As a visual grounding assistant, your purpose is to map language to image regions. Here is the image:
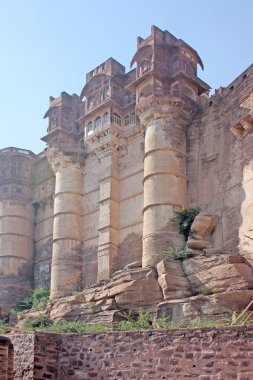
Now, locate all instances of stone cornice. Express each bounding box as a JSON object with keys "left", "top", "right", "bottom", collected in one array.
[
  {"left": 136, "top": 96, "right": 197, "bottom": 126},
  {"left": 46, "top": 148, "right": 85, "bottom": 173}
]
